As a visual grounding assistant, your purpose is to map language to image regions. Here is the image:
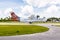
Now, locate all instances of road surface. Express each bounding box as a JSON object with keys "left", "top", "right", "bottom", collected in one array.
[{"left": 0, "top": 24, "right": 60, "bottom": 40}]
